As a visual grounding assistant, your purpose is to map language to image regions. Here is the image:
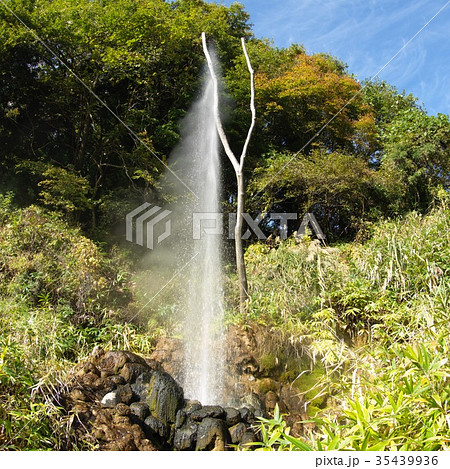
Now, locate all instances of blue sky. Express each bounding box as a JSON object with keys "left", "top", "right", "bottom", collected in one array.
[{"left": 215, "top": 0, "right": 450, "bottom": 116}]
